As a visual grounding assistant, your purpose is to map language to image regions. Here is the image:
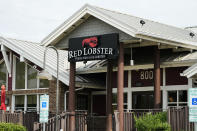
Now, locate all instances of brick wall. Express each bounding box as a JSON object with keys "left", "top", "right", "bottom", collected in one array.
[{"left": 49, "top": 79, "right": 66, "bottom": 114}]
